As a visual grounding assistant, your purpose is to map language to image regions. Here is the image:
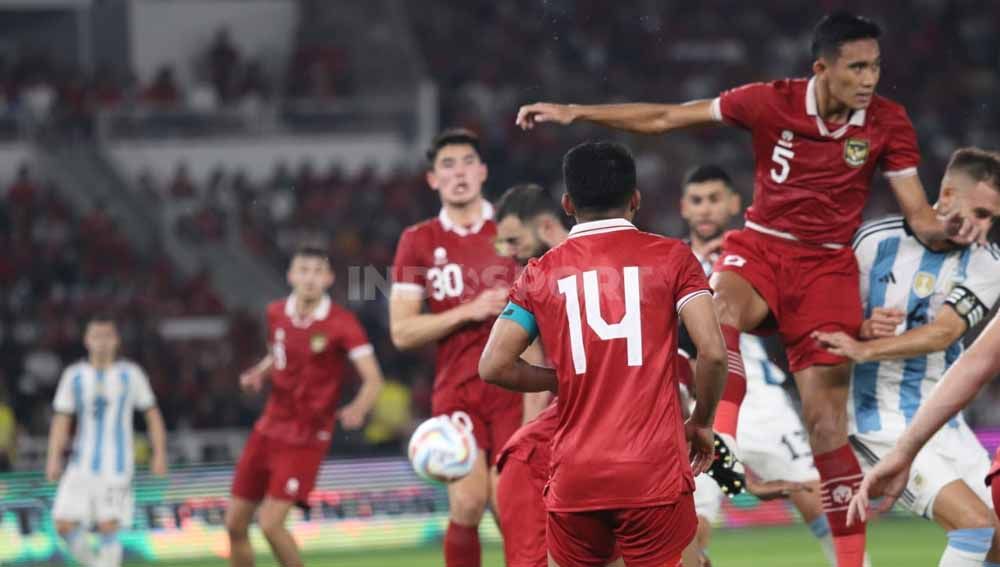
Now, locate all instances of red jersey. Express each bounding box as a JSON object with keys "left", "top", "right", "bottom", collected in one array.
[
  {"left": 498, "top": 399, "right": 559, "bottom": 468},
  {"left": 255, "top": 295, "right": 373, "bottom": 446},
  {"left": 509, "top": 218, "right": 711, "bottom": 511},
  {"left": 391, "top": 202, "right": 518, "bottom": 396},
  {"left": 713, "top": 77, "right": 920, "bottom": 246}
]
